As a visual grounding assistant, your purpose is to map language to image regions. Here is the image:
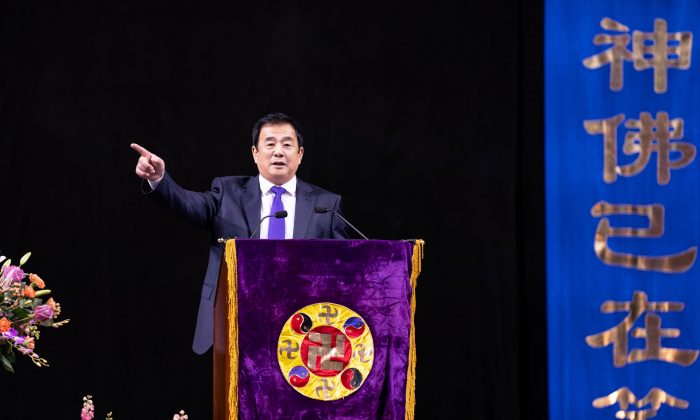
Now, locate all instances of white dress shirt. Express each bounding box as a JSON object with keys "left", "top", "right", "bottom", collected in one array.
[{"left": 258, "top": 175, "right": 296, "bottom": 239}]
